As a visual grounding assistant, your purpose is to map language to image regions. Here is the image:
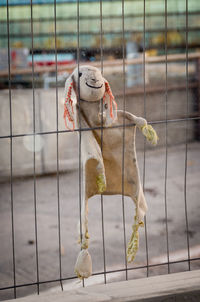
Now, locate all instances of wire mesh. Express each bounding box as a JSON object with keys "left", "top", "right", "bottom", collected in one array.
[
  {"left": 142, "top": 0, "right": 149, "bottom": 278},
  {"left": 184, "top": 0, "right": 191, "bottom": 272},
  {"left": 121, "top": 0, "right": 128, "bottom": 281},
  {"left": 164, "top": 0, "right": 170, "bottom": 275},
  {"left": 6, "top": 0, "right": 16, "bottom": 298},
  {"left": 53, "top": 0, "right": 64, "bottom": 290},
  {"left": 30, "top": 0, "right": 40, "bottom": 295},
  {"left": 1, "top": 0, "right": 200, "bottom": 300}
]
